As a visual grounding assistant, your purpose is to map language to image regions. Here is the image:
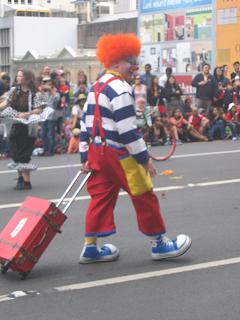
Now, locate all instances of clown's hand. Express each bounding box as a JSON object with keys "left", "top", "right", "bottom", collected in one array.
[
  {"left": 81, "top": 161, "right": 90, "bottom": 174},
  {"left": 142, "top": 159, "right": 156, "bottom": 177}
]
